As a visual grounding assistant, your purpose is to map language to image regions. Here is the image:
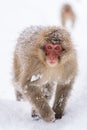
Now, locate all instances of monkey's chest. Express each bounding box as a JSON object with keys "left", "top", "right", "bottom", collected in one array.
[
  {"left": 31, "top": 69, "right": 63, "bottom": 85},
  {"left": 31, "top": 66, "right": 72, "bottom": 86}
]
